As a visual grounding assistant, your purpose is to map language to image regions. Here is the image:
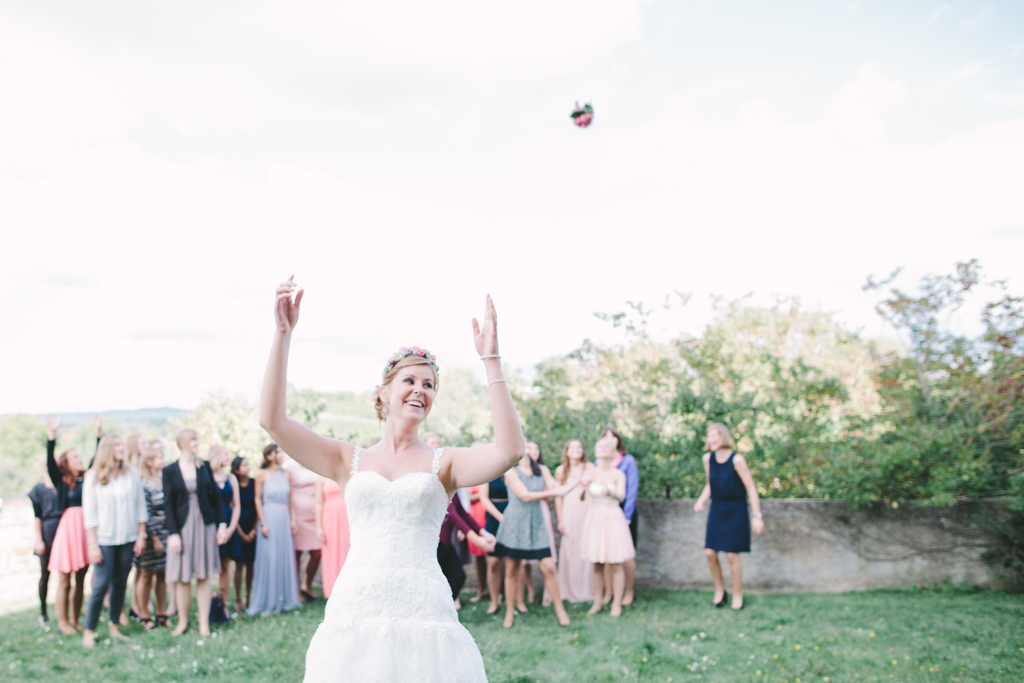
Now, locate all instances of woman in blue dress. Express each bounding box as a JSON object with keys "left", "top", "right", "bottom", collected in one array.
[
  {"left": 247, "top": 443, "right": 301, "bottom": 615},
  {"left": 693, "top": 423, "right": 764, "bottom": 610}
]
